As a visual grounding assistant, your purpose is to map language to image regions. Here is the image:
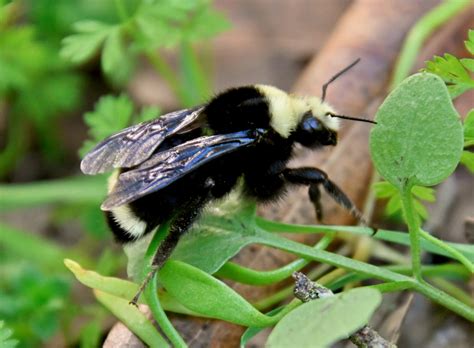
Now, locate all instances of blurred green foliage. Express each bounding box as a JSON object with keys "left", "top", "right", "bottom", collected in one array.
[
  {"left": 0, "top": 0, "right": 83, "bottom": 177},
  {"left": 79, "top": 94, "right": 160, "bottom": 156},
  {"left": 0, "top": 0, "right": 228, "bottom": 346},
  {"left": 0, "top": 320, "right": 19, "bottom": 348}
]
